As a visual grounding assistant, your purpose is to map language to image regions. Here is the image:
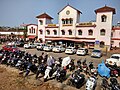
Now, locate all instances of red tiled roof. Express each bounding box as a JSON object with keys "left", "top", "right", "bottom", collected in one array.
[
  {"left": 27, "top": 35, "right": 36, "bottom": 39},
  {"left": 58, "top": 4, "right": 82, "bottom": 14},
  {"left": 45, "top": 26, "right": 59, "bottom": 28},
  {"left": 112, "top": 38, "right": 120, "bottom": 40},
  {"left": 45, "top": 36, "right": 95, "bottom": 40},
  {"left": 112, "top": 27, "right": 120, "bottom": 30},
  {"left": 95, "top": 5, "right": 116, "bottom": 14},
  {"left": 76, "top": 24, "right": 96, "bottom": 27},
  {"left": 36, "top": 13, "right": 53, "bottom": 19},
  {"left": 45, "top": 37, "right": 95, "bottom": 42}
]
